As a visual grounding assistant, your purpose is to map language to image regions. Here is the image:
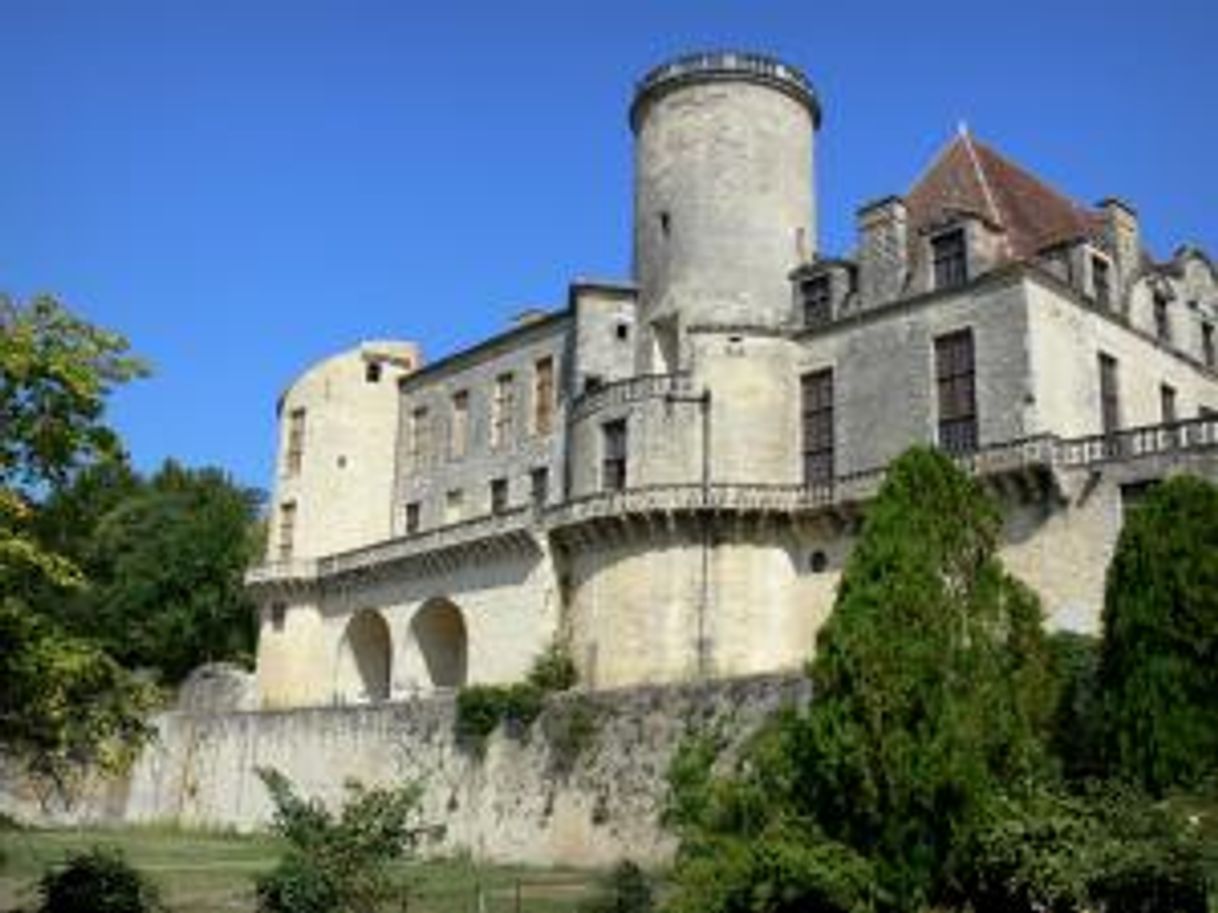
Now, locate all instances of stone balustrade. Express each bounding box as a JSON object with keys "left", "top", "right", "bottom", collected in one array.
[{"left": 569, "top": 371, "right": 694, "bottom": 423}]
